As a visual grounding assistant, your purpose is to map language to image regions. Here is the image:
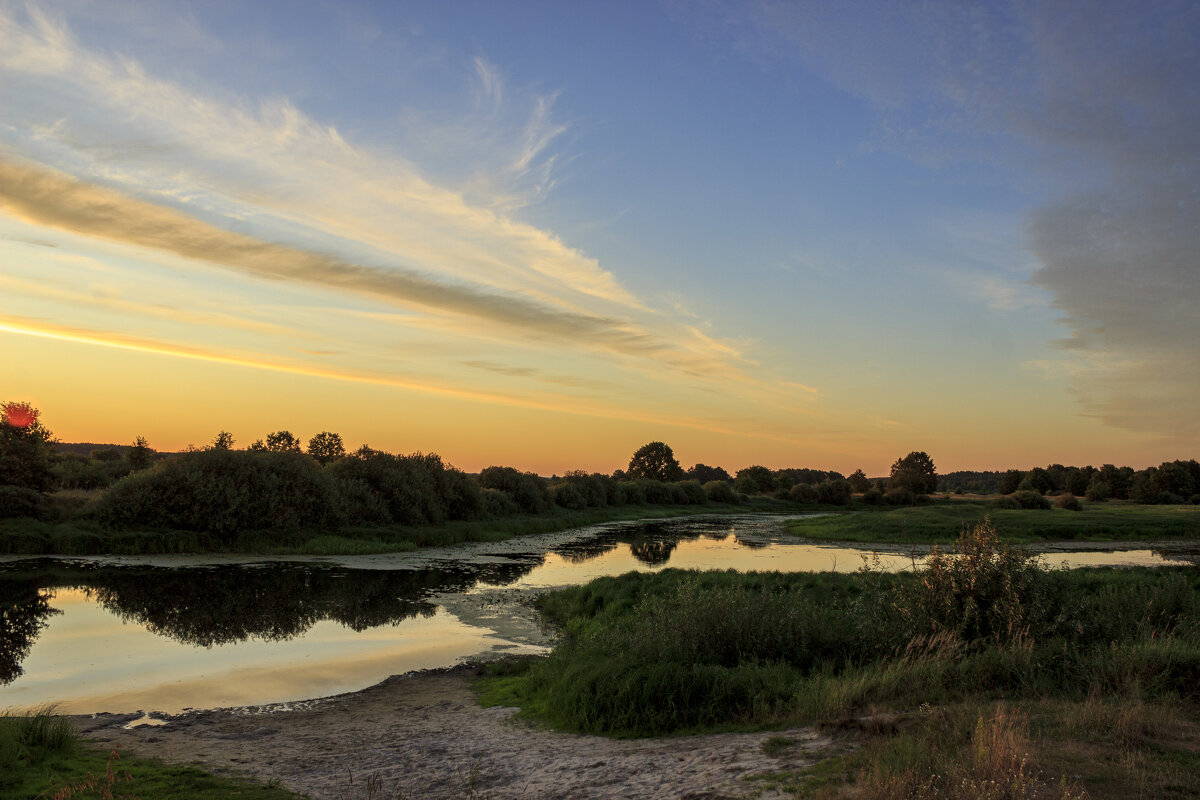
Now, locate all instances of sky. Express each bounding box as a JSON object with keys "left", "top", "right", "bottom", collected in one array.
[{"left": 1, "top": 0, "right": 1197, "bottom": 477}]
